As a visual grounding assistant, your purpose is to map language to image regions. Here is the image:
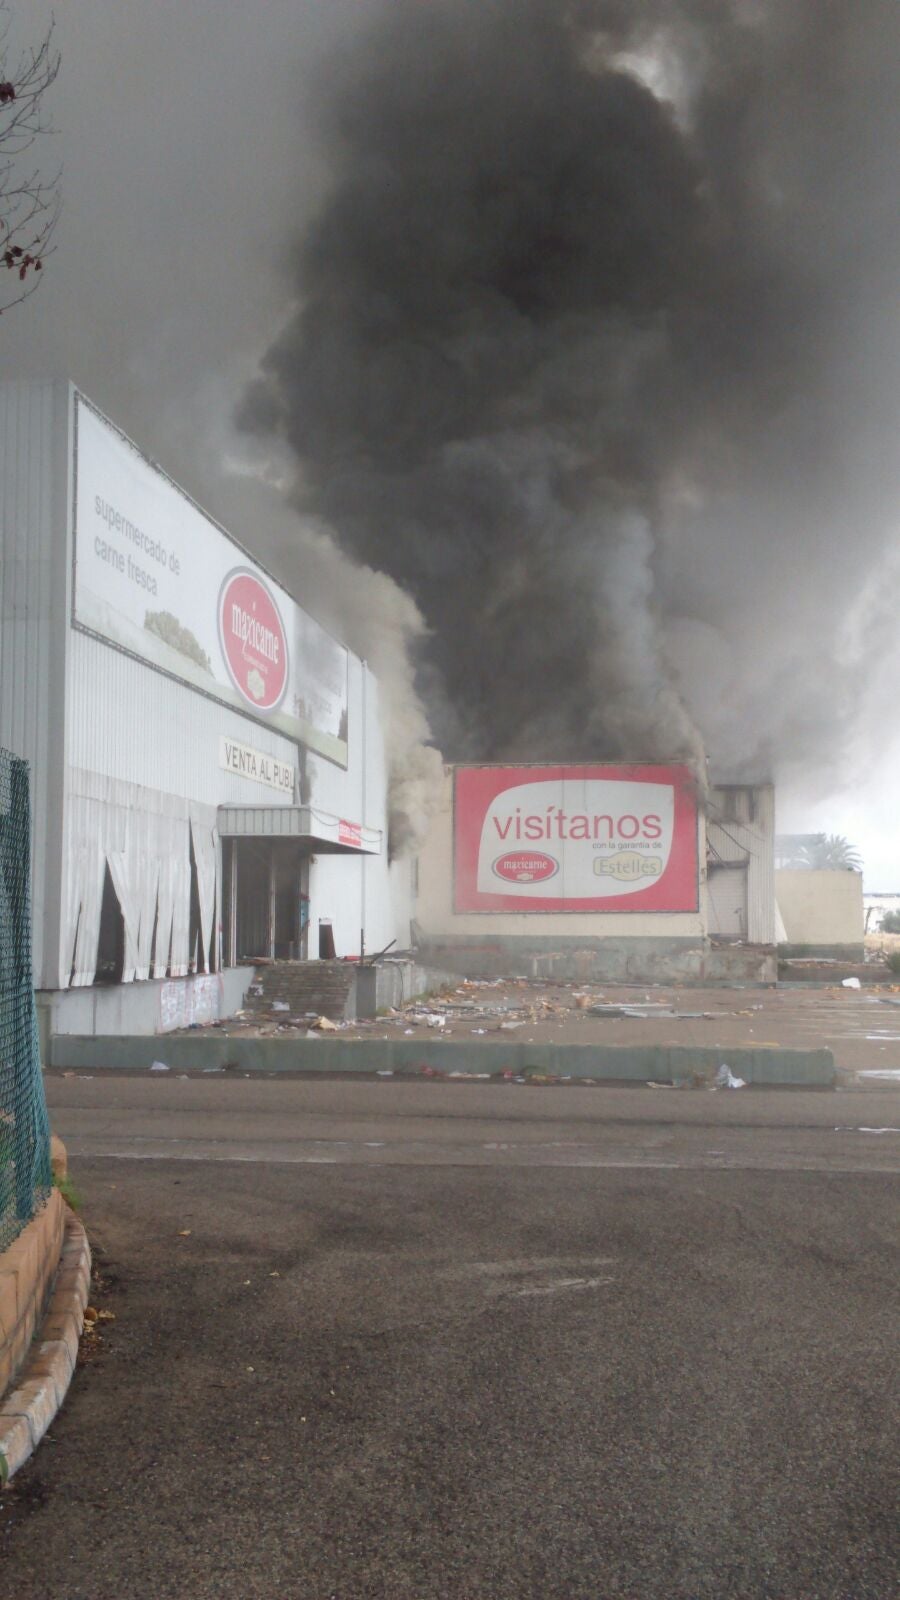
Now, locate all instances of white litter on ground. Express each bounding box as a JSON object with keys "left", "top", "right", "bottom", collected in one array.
[
  {"left": 714, "top": 1064, "right": 746, "bottom": 1089},
  {"left": 835, "top": 1126, "right": 900, "bottom": 1134}
]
